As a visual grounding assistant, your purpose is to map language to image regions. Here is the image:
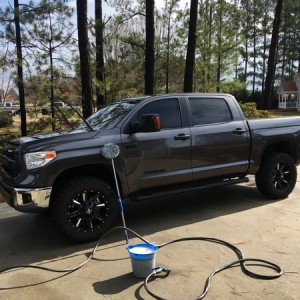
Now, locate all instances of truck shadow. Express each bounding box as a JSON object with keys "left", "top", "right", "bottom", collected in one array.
[
  {"left": 124, "top": 180, "right": 264, "bottom": 235},
  {"left": 0, "top": 180, "right": 287, "bottom": 279}
]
